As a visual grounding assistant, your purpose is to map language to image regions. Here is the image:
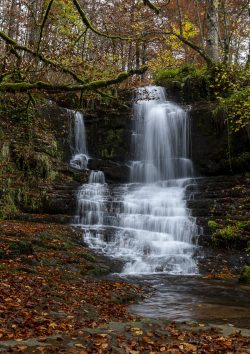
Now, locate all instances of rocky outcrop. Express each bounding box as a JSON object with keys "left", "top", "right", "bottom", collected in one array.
[
  {"left": 189, "top": 102, "right": 249, "bottom": 176},
  {"left": 87, "top": 158, "right": 130, "bottom": 182},
  {"left": 84, "top": 92, "right": 132, "bottom": 164},
  {"left": 189, "top": 175, "right": 250, "bottom": 250},
  {"left": 189, "top": 175, "right": 250, "bottom": 274}
]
